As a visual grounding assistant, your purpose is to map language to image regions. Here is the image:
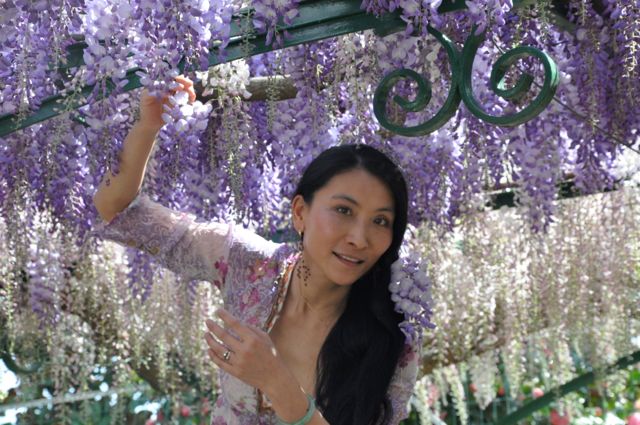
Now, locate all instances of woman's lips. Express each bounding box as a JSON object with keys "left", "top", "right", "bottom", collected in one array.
[{"left": 333, "top": 252, "right": 364, "bottom": 267}]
